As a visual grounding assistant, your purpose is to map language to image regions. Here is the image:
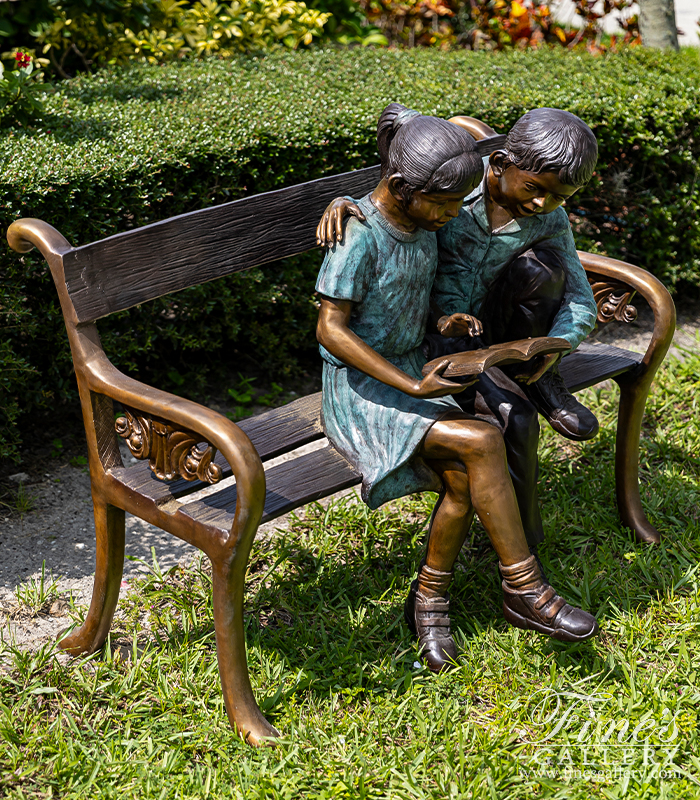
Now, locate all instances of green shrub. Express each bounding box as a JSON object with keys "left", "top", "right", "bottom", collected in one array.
[
  {"left": 1, "top": 47, "right": 699, "bottom": 460},
  {"left": 0, "top": 0, "right": 333, "bottom": 76}
]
